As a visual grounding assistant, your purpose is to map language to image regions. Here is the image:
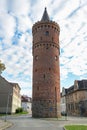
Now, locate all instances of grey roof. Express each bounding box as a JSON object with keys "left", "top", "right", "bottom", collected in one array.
[
  {"left": 41, "top": 7, "right": 50, "bottom": 21},
  {"left": 78, "top": 80, "right": 87, "bottom": 89},
  {"left": 67, "top": 85, "right": 74, "bottom": 94}
]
